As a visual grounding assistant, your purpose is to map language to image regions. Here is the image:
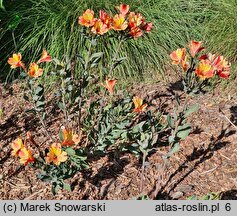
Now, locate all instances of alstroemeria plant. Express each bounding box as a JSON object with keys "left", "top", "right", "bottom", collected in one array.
[
  {"left": 170, "top": 40, "right": 231, "bottom": 94},
  {"left": 10, "top": 127, "right": 87, "bottom": 195},
  {"left": 78, "top": 4, "right": 153, "bottom": 39}
]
